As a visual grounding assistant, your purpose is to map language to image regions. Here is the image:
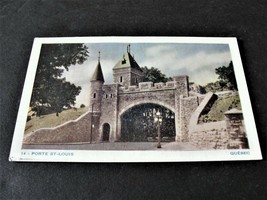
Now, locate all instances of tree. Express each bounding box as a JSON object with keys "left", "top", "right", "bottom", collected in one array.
[
  {"left": 141, "top": 66, "right": 172, "bottom": 83},
  {"left": 215, "top": 61, "right": 237, "bottom": 90},
  {"left": 189, "top": 82, "right": 206, "bottom": 94},
  {"left": 204, "top": 81, "right": 227, "bottom": 93},
  {"left": 47, "top": 78, "right": 81, "bottom": 116},
  {"left": 30, "top": 44, "right": 89, "bottom": 116}
]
